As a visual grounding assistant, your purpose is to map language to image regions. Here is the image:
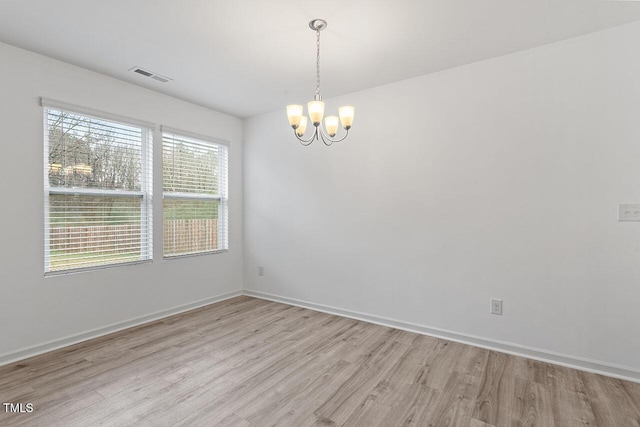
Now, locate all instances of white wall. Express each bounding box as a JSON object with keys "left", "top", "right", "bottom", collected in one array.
[
  {"left": 244, "top": 22, "right": 640, "bottom": 378},
  {"left": 0, "top": 42, "right": 243, "bottom": 360}
]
